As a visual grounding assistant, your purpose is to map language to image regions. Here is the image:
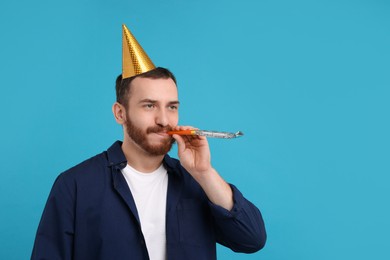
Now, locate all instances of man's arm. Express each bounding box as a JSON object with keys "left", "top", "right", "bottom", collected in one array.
[
  {"left": 172, "top": 126, "right": 233, "bottom": 210},
  {"left": 31, "top": 174, "right": 75, "bottom": 260},
  {"left": 209, "top": 184, "right": 267, "bottom": 252},
  {"left": 172, "top": 126, "right": 266, "bottom": 252}
]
